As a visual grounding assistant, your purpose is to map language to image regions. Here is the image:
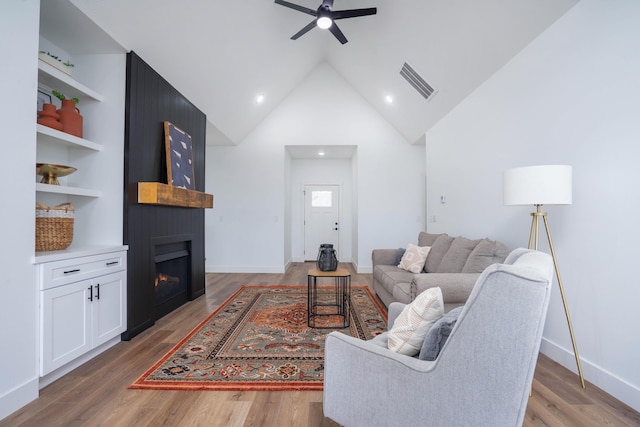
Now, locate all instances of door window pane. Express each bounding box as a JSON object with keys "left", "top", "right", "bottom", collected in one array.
[{"left": 312, "top": 191, "right": 332, "bottom": 207}]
